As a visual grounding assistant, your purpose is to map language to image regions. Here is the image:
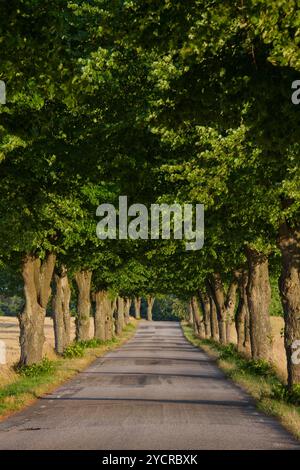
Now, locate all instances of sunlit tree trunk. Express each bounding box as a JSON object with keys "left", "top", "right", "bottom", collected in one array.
[
  {"left": 52, "top": 265, "right": 71, "bottom": 354},
  {"left": 188, "top": 300, "right": 194, "bottom": 325},
  {"left": 18, "top": 253, "right": 56, "bottom": 365},
  {"left": 210, "top": 297, "right": 219, "bottom": 341},
  {"left": 123, "top": 297, "right": 131, "bottom": 325},
  {"left": 146, "top": 296, "right": 155, "bottom": 321},
  {"left": 75, "top": 270, "right": 92, "bottom": 341},
  {"left": 278, "top": 222, "right": 300, "bottom": 388},
  {"left": 102, "top": 295, "right": 114, "bottom": 340},
  {"left": 206, "top": 279, "right": 219, "bottom": 340},
  {"left": 246, "top": 247, "right": 272, "bottom": 361},
  {"left": 209, "top": 273, "right": 227, "bottom": 344},
  {"left": 191, "top": 296, "right": 205, "bottom": 338},
  {"left": 198, "top": 290, "right": 211, "bottom": 338},
  {"left": 225, "top": 274, "right": 239, "bottom": 343},
  {"left": 94, "top": 290, "right": 108, "bottom": 341},
  {"left": 115, "top": 296, "right": 125, "bottom": 335},
  {"left": 235, "top": 270, "right": 250, "bottom": 353},
  {"left": 110, "top": 297, "right": 117, "bottom": 337},
  {"left": 134, "top": 296, "right": 141, "bottom": 319}
]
